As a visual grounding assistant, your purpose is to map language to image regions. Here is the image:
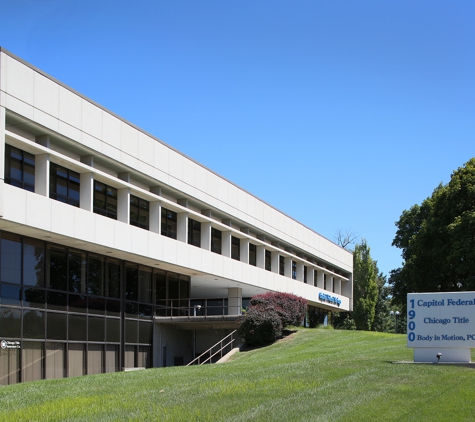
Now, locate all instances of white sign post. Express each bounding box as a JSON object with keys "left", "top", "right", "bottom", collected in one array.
[{"left": 407, "top": 292, "right": 475, "bottom": 363}]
